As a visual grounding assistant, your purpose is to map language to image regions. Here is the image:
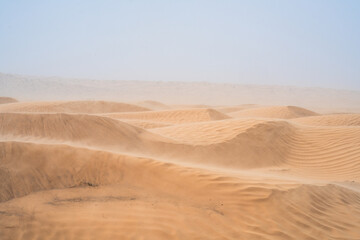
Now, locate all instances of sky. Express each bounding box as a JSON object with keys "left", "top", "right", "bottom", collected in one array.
[{"left": 0, "top": 0, "right": 359, "bottom": 90}]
